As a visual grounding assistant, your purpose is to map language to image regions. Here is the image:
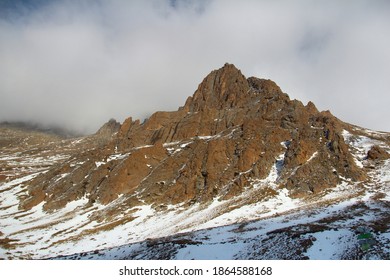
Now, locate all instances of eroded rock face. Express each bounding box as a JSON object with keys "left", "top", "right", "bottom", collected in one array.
[
  {"left": 20, "top": 63, "right": 366, "bottom": 211},
  {"left": 367, "top": 145, "right": 390, "bottom": 161},
  {"left": 95, "top": 119, "right": 121, "bottom": 143},
  {"left": 184, "top": 63, "right": 251, "bottom": 111}
]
